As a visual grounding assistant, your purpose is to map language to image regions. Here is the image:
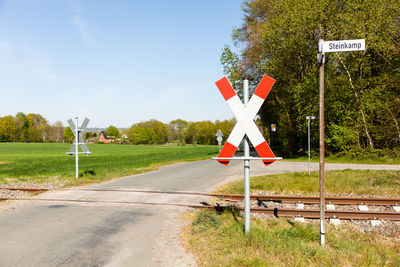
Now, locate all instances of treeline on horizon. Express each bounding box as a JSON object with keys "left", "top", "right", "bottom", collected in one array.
[
  {"left": 221, "top": 0, "right": 400, "bottom": 157},
  {"left": 0, "top": 112, "right": 238, "bottom": 146}
]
